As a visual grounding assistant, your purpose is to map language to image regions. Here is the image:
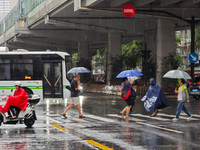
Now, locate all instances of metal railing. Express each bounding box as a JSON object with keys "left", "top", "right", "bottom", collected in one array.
[
  {"left": 0, "top": 0, "right": 45, "bottom": 36},
  {"left": 24, "top": 0, "right": 45, "bottom": 15}
]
